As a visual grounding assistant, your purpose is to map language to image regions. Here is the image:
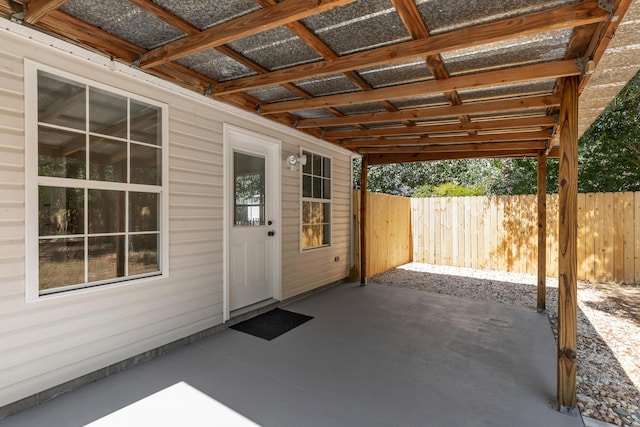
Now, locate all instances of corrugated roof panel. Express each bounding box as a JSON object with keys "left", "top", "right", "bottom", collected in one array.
[
  {"left": 333, "top": 102, "right": 390, "bottom": 115},
  {"left": 441, "top": 29, "right": 572, "bottom": 75},
  {"left": 290, "top": 109, "right": 337, "bottom": 120},
  {"left": 227, "top": 27, "right": 322, "bottom": 71},
  {"left": 301, "top": 0, "right": 410, "bottom": 55},
  {"left": 60, "top": 0, "right": 185, "bottom": 50},
  {"left": 389, "top": 94, "right": 450, "bottom": 110},
  {"left": 177, "top": 49, "right": 256, "bottom": 82},
  {"left": 358, "top": 59, "right": 433, "bottom": 89},
  {"left": 154, "top": 0, "right": 260, "bottom": 30},
  {"left": 468, "top": 108, "right": 550, "bottom": 120},
  {"left": 415, "top": 0, "right": 578, "bottom": 35},
  {"left": 457, "top": 80, "right": 556, "bottom": 102},
  {"left": 294, "top": 74, "right": 360, "bottom": 97},
  {"left": 245, "top": 86, "right": 303, "bottom": 104}
]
